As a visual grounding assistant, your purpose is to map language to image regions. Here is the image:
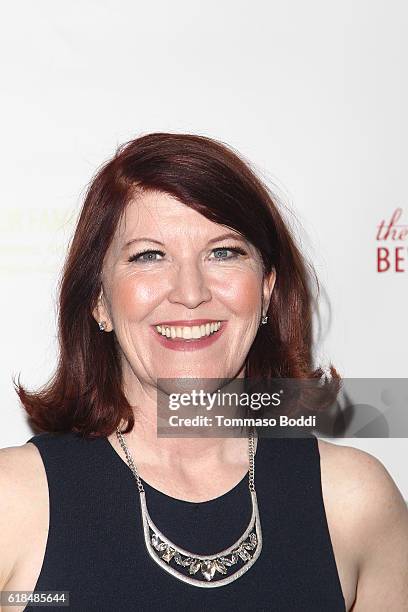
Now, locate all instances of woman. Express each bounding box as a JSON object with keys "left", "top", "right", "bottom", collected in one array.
[{"left": 1, "top": 133, "right": 407, "bottom": 611}]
